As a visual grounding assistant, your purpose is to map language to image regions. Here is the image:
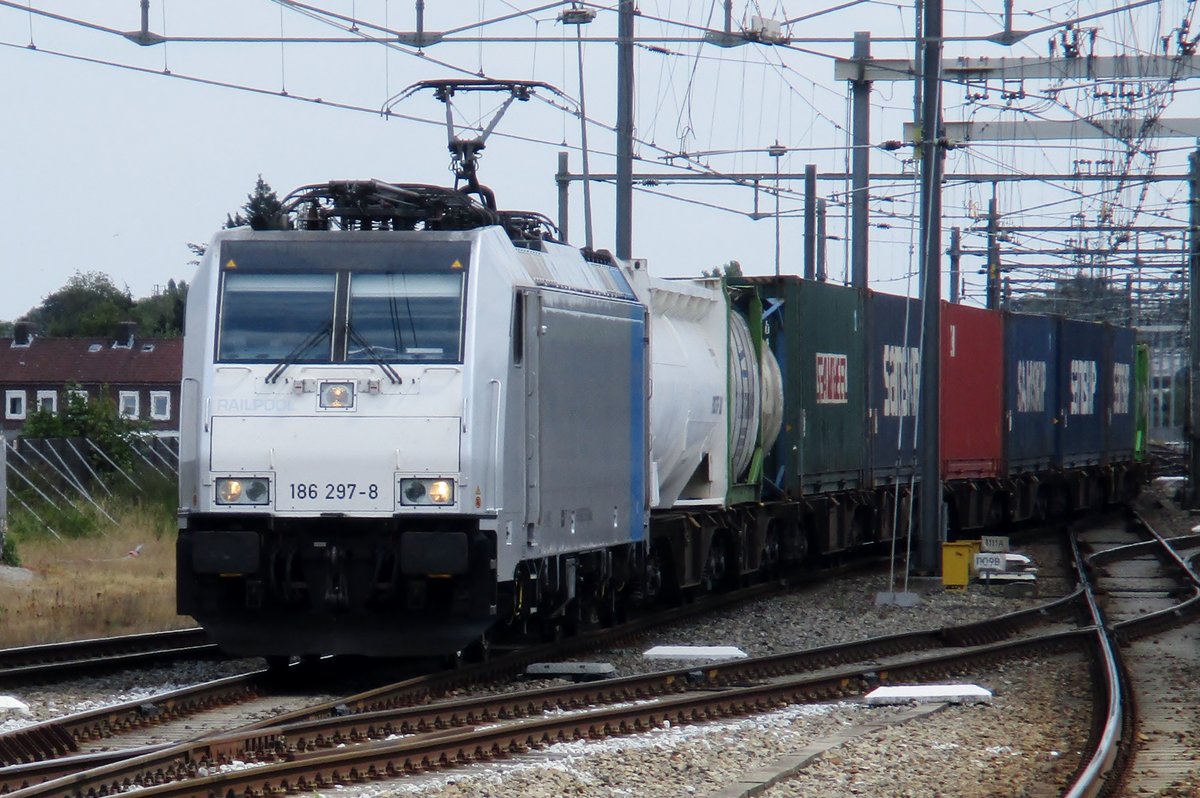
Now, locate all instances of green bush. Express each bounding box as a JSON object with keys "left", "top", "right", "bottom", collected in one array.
[
  {"left": 23, "top": 387, "right": 148, "bottom": 471},
  {"left": 1, "top": 533, "right": 19, "bottom": 567}
]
